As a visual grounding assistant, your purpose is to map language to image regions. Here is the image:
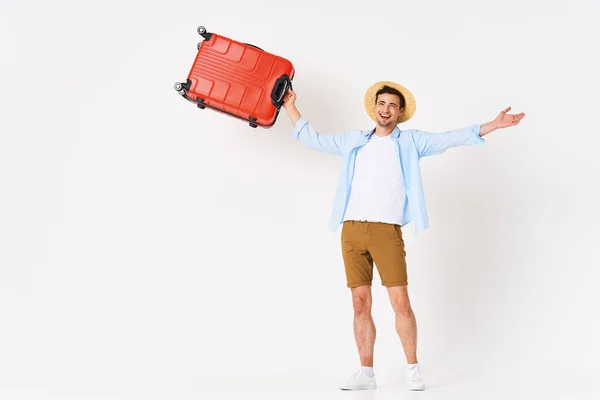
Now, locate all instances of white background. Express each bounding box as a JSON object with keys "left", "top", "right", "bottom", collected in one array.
[{"left": 1, "top": 0, "right": 599, "bottom": 399}]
